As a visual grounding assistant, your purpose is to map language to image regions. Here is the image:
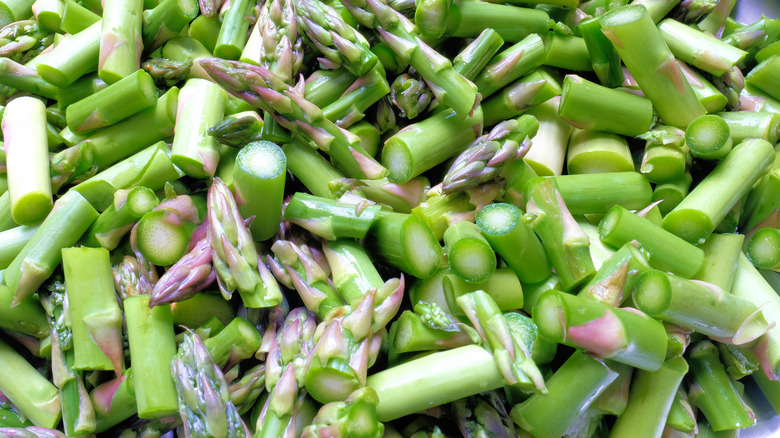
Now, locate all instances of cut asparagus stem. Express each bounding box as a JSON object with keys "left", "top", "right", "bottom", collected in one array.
[
  {"left": 62, "top": 247, "right": 123, "bottom": 374},
  {"left": 83, "top": 186, "right": 160, "bottom": 250},
  {"left": 744, "top": 55, "right": 780, "bottom": 101},
  {"left": 599, "top": 4, "right": 705, "bottom": 128},
  {"left": 0, "top": 58, "right": 58, "bottom": 99},
  {"left": 677, "top": 60, "right": 729, "bottom": 113},
  {"left": 472, "top": 33, "right": 547, "bottom": 99},
  {"left": 662, "top": 138, "right": 774, "bottom": 244},
  {"left": 443, "top": 268, "right": 523, "bottom": 314},
  {"left": 525, "top": 177, "right": 595, "bottom": 291},
  {"left": 2, "top": 95, "right": 52, "bottom": 226},
  {"left": 559, "top": 74, "right": 654, "bottom": 137},
  {"left": 610, "top": 357, "right": 688, "bottom": 438},
  {"left": 99, "top": 0, "right": 142, "bottom": 83},
  {"left": 565, "top": 129, "right": 634, "bottom": 175},
  {"left": 747, "top": 227, "right": 780, "bottom": 271},
  {"left": 475, "top": 202, "right": 551, "bottom": 284},
  {"left": 443, "top": 220, "right": 496, "bottom": 283},
  {"left": 534, "top": 289, "right": 667, "bottom": 370},
  {"left": 653, "top": 170, "right": 692, "bottom": 216},
  {"left": 510, "top": 350, "right": 623, "bottom": 438},
  {"left": 599, "top": 205, "right": 704, "bottom": 278},
  {"left": 171, "top": 78, "right": 227, "bottom": 178},
  {"left": 4, "top": 190, "right": 98, "bottom": 306},
  {"left": 717, "top": 110, "right": 780, "bottom": 144},
  {"left": 685, "top": 114, "right": 733, "bottom": 160},
  {"left": 212, "top": 0, "right": 253, "bottom": 60},
  {"left": 688, "top": 340, "right": 756, "bottom": 431},
  {"left": 522, "top": 97, "right": 572, "bottom": 176},
  {"left": 694, "top": 232, "right": 743, "bottom": 292},
  {"left": 56, "top": 73, "right": 106, "bottom": 110},
  {"left": 0, "top": 338, "right": 61, "bottom": 428},
  {"left": 0, "top": 282, "right": 49, "bottom": 338},
  {"left": 659, "top": 18, "right": 748, "bottom": 76},
  {"left": 233, "top": 140, "right": 286, "bottom": 241},
  {"left": 65, "top": 69, "right": 158, "bottom": 135},
  {"left": 577, "top": 242, "right": 651, "bottom": 307},
  {"left": 451, "top": 28, "right": 504, "bottom": 80},
  {"left": 282, "top": 140, "right": 343, "bottom": 199},
  {"left": 135, "top": 209, "right": 190, "bottom": 266},
  {"left": 142, "top": 0, "right": 199, "bottom": 53},
  {"left": 633, "top": 269, "right": 771, "bottom": 345},
  {"left": 366, "top": 210, "right": 442, "bottom": 279},
  {"left": 579, "top": 16, "right": 623, "bottom": 87},
  {"left": 60, "top": 0, "right": 99, "bottom": 33},
  {"left": 481, "top": 69, "right": 561, "bottom": 127},
  {"left": 445, "top": 0, "right": 552, "bottom": 43},
  {"left": 382, "top": 106, "right": 483, "bottom": 183},
  {"left": 538, "top": 172, "right": 653, "bottom": 215},
  {"left": 284, "top": 192, "right": 381, "bottom": 240}
]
